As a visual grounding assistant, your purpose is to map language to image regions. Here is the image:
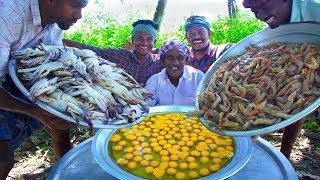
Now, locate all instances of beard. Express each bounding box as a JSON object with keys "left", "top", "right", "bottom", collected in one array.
[
  {"left": 192, "top": 41, "right": 210, "bottom": 52},
  {"left": 57, "top": 22, "right": 71, "bottom": 30},
  {"left": 57, "top": 19, "right": 77, "bottom": 30}
]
